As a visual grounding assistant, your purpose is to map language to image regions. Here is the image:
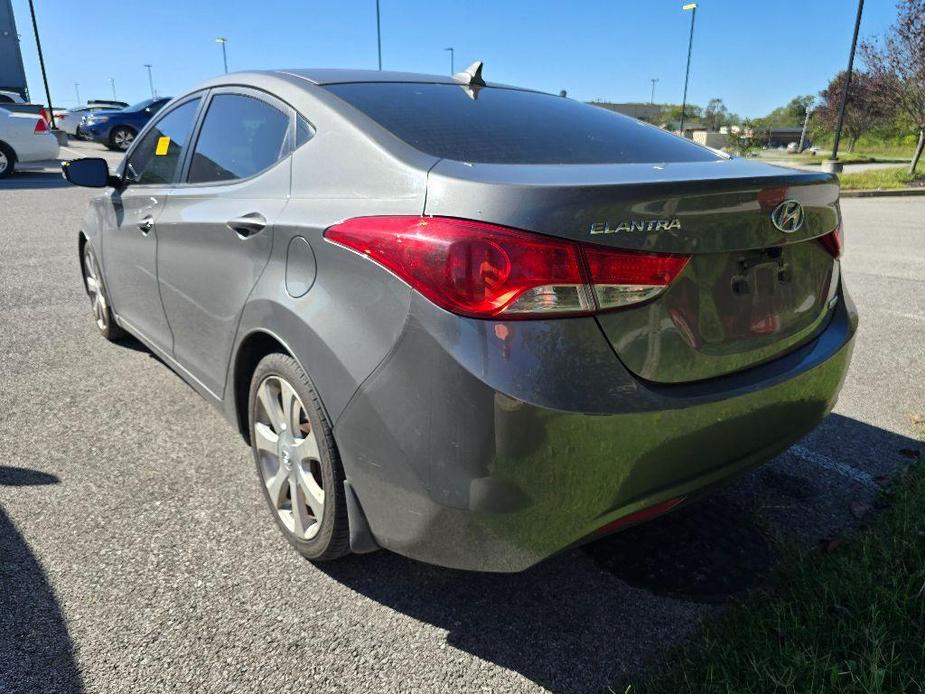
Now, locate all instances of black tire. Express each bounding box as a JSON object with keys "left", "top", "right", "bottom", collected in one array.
[
  {"left": 108, "top": 126, "right": 136, "bottom": 151},
  {"left": 81, "top": 243, "right": 126, "bottom": 342},
  {"left": 0, "top": 142, "right": 15, "bottom": 179},
  {"left": 249, "top": 353, "right": 350, "bottom": 561}
]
